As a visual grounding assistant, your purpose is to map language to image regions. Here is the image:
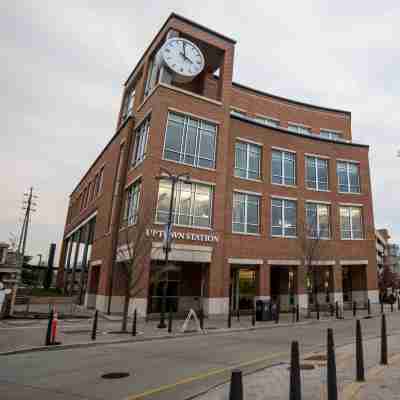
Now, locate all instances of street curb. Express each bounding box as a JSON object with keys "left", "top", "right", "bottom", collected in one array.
[
  {"left": 0, "top": 318, "right": 319, "bottom": 356},
  {"left": 0, "top": 314, "right": 379, "bottom": 357}
]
